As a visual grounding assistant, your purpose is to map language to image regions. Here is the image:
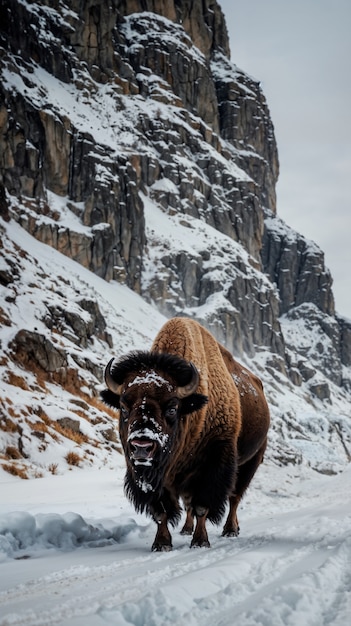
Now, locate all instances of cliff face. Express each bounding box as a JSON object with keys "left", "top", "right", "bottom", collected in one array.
[{"left": 0, "top": 0, "right": 350, "bottom": 407}]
